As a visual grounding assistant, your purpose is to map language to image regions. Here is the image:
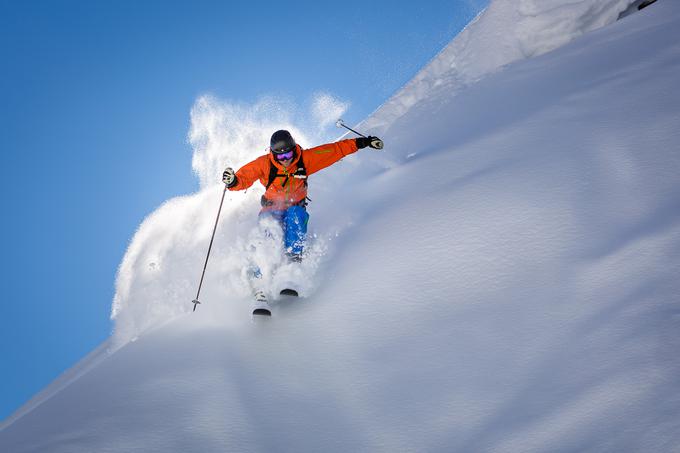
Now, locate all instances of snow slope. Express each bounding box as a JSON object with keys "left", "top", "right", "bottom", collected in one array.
[{"left": 3, "top": 0, "right": 680, "bottom": 451}]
